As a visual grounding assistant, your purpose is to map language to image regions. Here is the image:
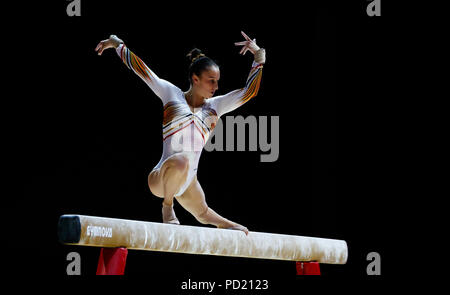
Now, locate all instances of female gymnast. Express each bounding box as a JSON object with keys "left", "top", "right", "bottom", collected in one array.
[{"left": 95, "top": 31, "right": 265, "bottom": 235}]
